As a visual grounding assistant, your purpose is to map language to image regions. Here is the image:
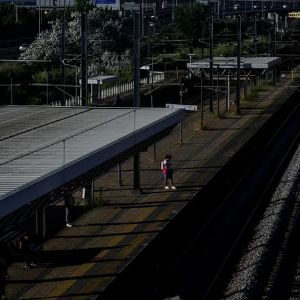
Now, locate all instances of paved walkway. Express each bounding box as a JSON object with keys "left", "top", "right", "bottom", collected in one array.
[{"left": 5, "top": 79, "right": 294, "bottom": 299}]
